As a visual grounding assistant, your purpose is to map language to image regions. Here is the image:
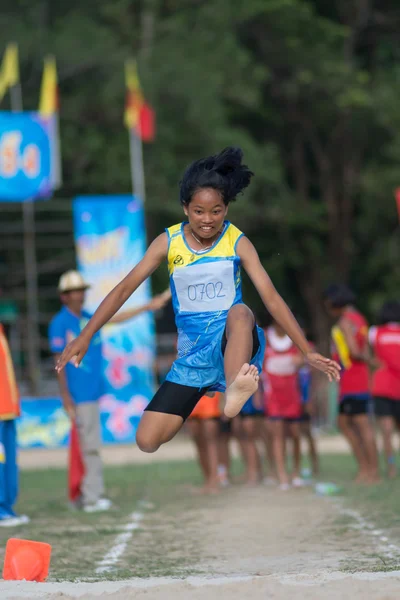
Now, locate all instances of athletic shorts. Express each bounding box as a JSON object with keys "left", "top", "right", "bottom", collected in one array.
[
  {"left": 145, "top": 324, "right": 262, "bottom": 421},
  {"left": 374, "top": 396, "right": 400, "bottom": 420},
  {"left": 338, "top": 395, "right": 370, "bottom": 416},
  {"left": 298, "top": 410, "right": 311, "bottom": 423},
  {"left": 164, "top": 320, "right": 265, "bottom": 392}
]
